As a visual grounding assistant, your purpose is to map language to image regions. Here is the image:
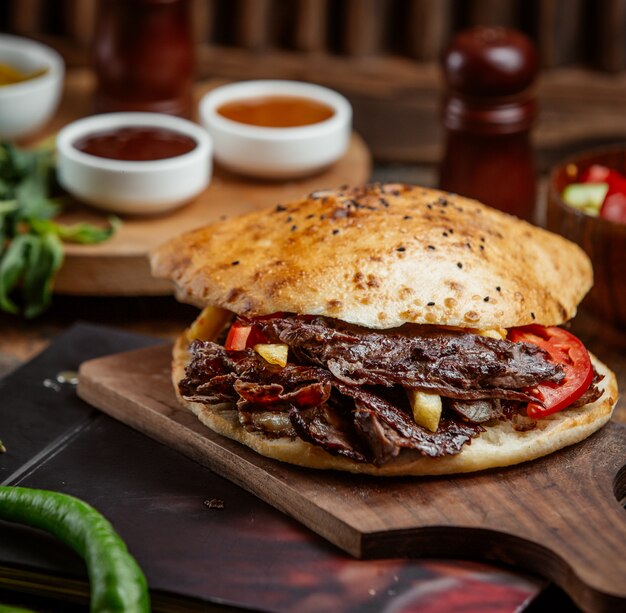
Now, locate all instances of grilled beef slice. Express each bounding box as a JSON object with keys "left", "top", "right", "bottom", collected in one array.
[
  {"left": 255, "top": 316, "right": 563, "bottom": 401},
  {"left": 179, "top": 315, "right": 570, "bottom": 466}
]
